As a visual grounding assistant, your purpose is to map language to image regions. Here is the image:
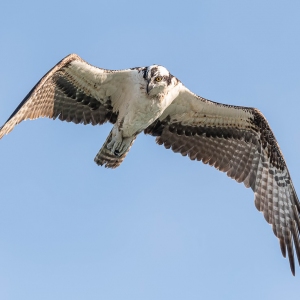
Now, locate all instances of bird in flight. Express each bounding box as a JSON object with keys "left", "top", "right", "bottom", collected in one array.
[{"left": 1, "top": 54, "right": 299, "bottom": 275}]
